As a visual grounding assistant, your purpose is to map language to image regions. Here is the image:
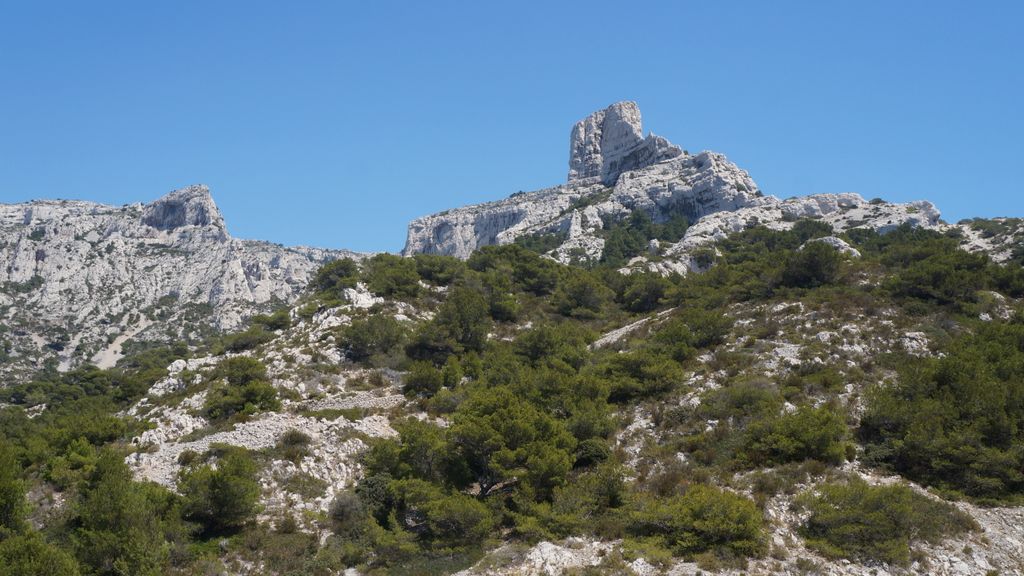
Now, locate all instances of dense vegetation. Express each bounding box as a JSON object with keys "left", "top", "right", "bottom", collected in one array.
[{"left": 0, "top": 217, "right": 1021, "bottom": 573}]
